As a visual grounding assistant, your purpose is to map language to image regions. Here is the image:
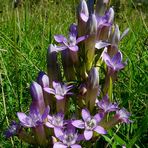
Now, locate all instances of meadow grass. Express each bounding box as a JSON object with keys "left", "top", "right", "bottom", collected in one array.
[{"left": 0, "top": 0, "right": 147, "bottom": 147}]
